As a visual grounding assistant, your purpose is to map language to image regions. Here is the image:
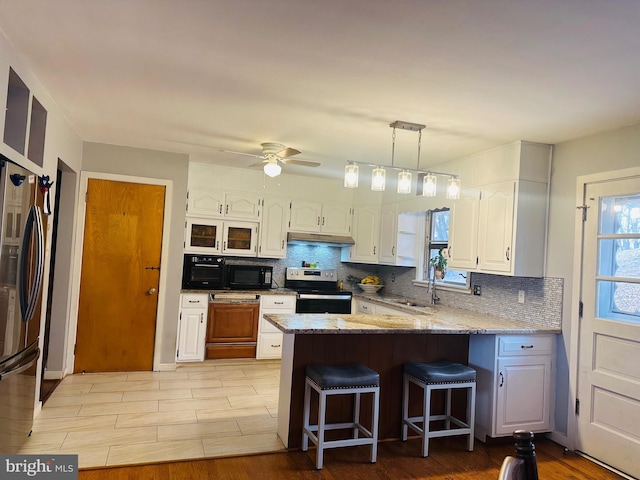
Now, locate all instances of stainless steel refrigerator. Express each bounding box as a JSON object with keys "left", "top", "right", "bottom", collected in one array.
[{"left": 0, "top": 157, "right": 45, "bottom": 454}]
